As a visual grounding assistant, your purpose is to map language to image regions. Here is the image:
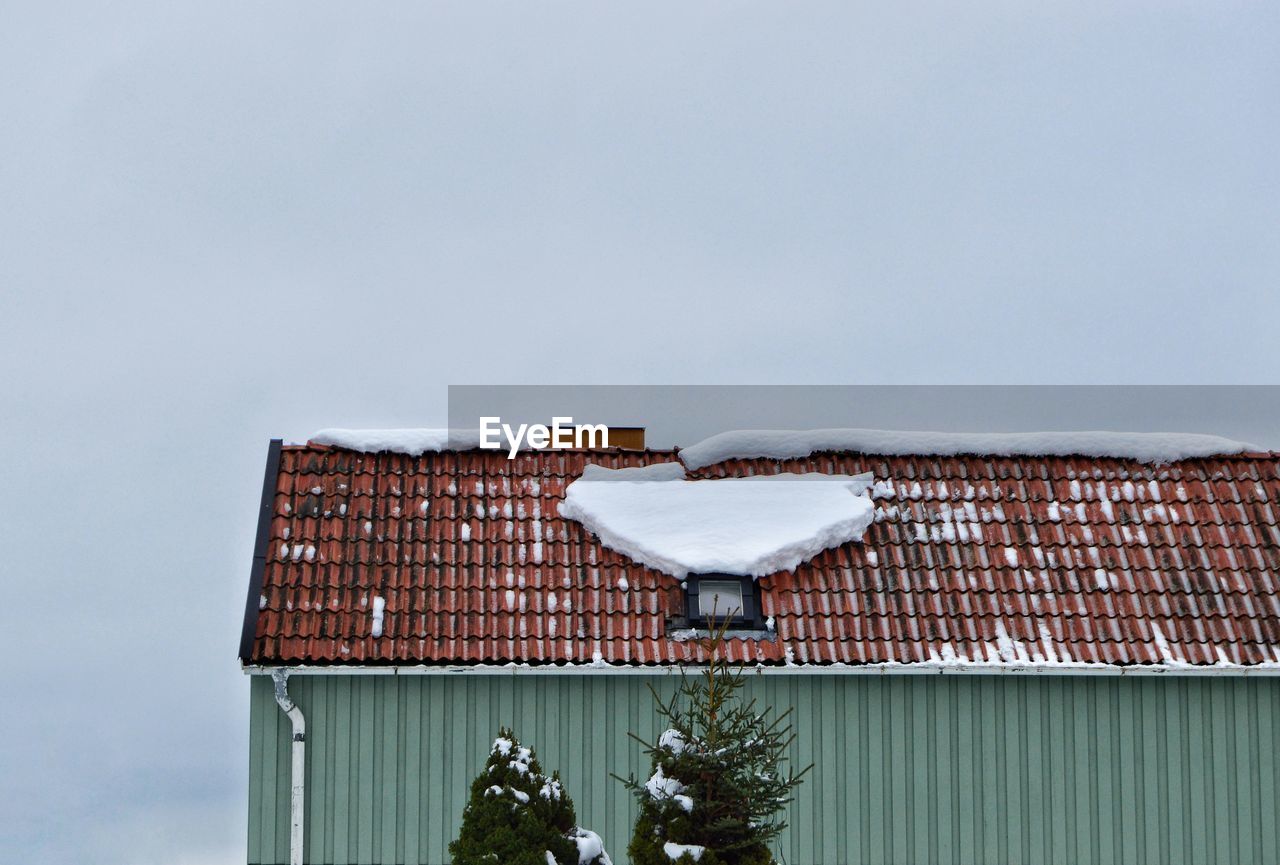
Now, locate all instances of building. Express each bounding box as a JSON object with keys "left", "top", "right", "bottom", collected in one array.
[{"left": 241, "top": 430, "right": 1280, "bottom": 865}]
